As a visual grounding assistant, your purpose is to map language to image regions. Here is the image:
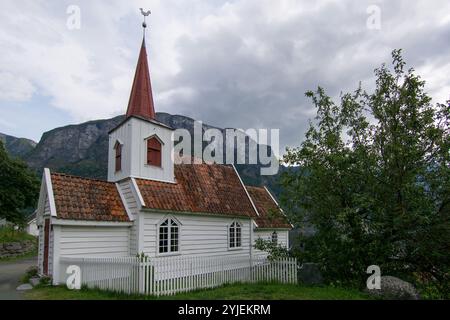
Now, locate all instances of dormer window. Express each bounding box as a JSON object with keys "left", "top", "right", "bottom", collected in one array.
[
  {"left": 114, "top": 141, "right": 122, "bottom": 172},
  {"left": 146, "top": 136, "right": 162, "bottom": 167}
]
